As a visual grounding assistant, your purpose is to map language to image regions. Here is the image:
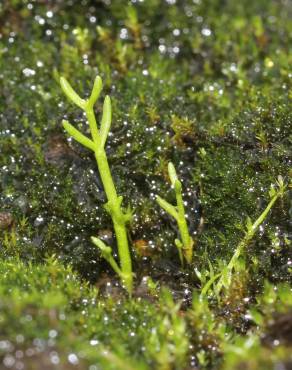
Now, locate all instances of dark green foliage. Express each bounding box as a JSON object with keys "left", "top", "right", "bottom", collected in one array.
[{"left": 0, "top": 0, "right": 291, "bottom": 369}]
